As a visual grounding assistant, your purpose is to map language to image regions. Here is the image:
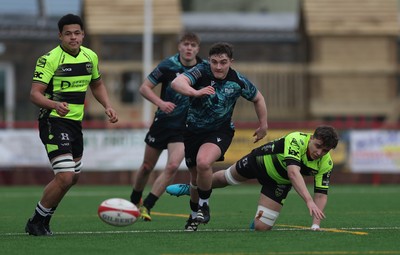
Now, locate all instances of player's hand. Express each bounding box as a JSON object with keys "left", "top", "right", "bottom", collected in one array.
[
  {"left": 55, "top": 102, "right": 70, "bottom": 116},
  {"left": 311, "top": 224, "right": 321, "bottom": 231},
  {"left": 160, "top": 101, "right": 176, "bottom": 114},
  {"left": 253, "top": 127, "right": 267, "bottom": 143},
  {"left": 307, "top": 200, "right": 325, "bottom": 220},
  {"left": 195, "top": 86, "right": 215, "bottom": 97},
  {"left": 105, "top": 107, "right": 118, "bottom": 123}
]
